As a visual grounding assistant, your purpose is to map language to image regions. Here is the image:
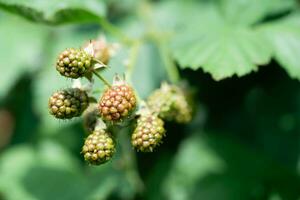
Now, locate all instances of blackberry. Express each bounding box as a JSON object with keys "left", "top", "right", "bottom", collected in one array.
[
  {"left": 83, "top": 38, "right": 114, "bottom": 65},
  {"left": 147, "top": 83, "right": 192, "bottom": 123},
  {"left": 56, "top": 48, "right": 92, "bottom": 78},
  {"left": 99, "top": 84, "right": 137, "bottom": 122},
  {"left": 82, "top": 130, "right": 115, "bottom": 165},
  {"left": 48, "top": 88, "right": 89, "bottom": 119},
  {"left": 131, "top": 114, "right": 165, "bottom": 152}
]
